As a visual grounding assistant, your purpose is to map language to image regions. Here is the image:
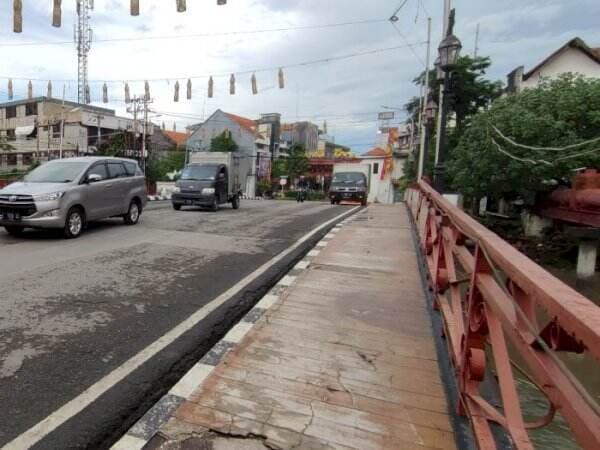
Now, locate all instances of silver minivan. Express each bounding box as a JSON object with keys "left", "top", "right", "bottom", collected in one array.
[{"left": 0, "top": 157, "right": 147, "bottom": 238}]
